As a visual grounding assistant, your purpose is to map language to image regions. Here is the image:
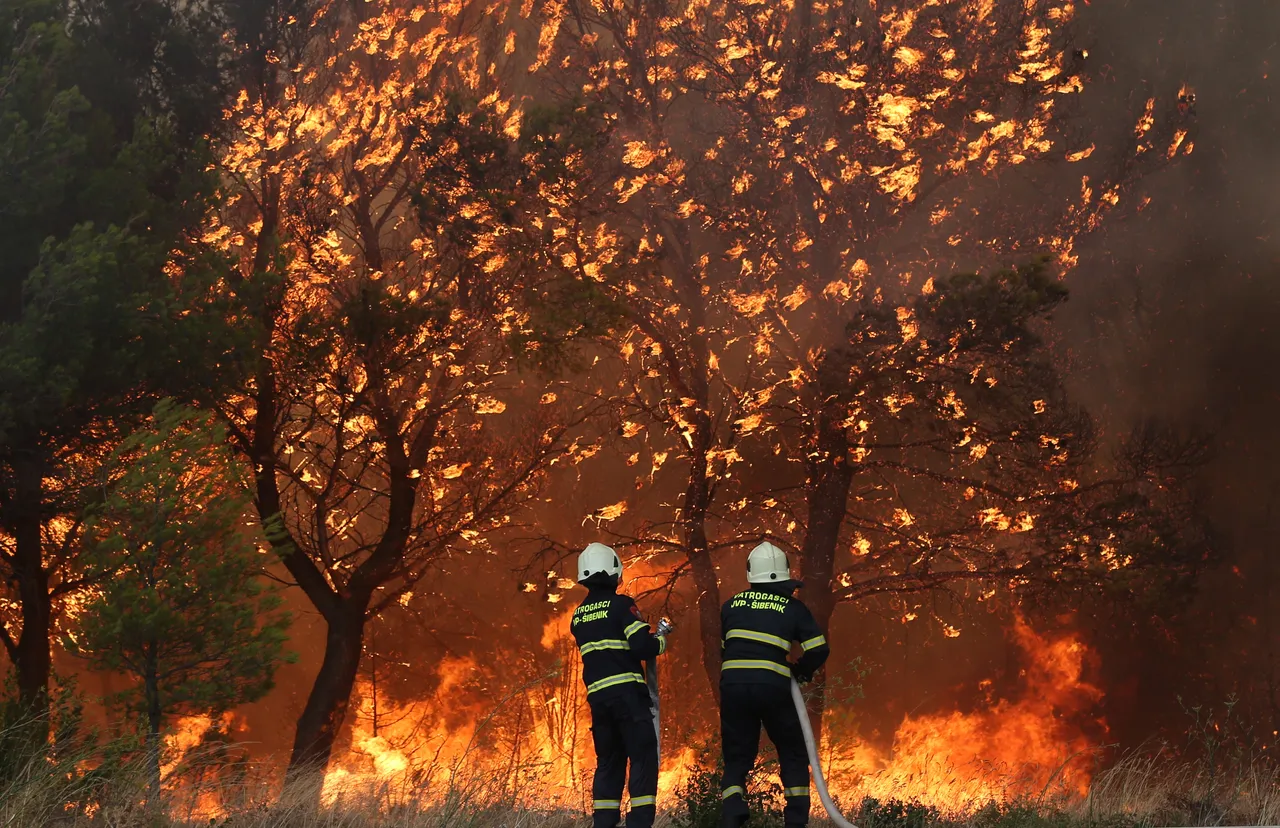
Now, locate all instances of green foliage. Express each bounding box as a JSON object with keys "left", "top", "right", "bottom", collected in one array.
[
  {"left": 966, "top": 801, "right": 1150, "bottom": 828},
  {"left": 0, "top": 0, "right": 245, "bottom": 717},
  {"left": 921, "top": 257, "right": 1069, "bottom": 354},
  {"left": 0, "top": 675, "right": 151, "bottom": 819},
  {"left": 64, "top": 401, "right": 294, "bottom": 730},
  {"left": 851, "top": 798, "right": 1154, "bottom": 828},
  {"left": 671, "top": 743, "right": 785, "bottom": 828},
  {"left": 0, "top": 0, "right": 233, "bottom": 442},
  {"left": 857, "top": 797, "right": 942, "bottom": 828},
  {"left": 67, "top": 0, "right": 229, "bottom": 146}
]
